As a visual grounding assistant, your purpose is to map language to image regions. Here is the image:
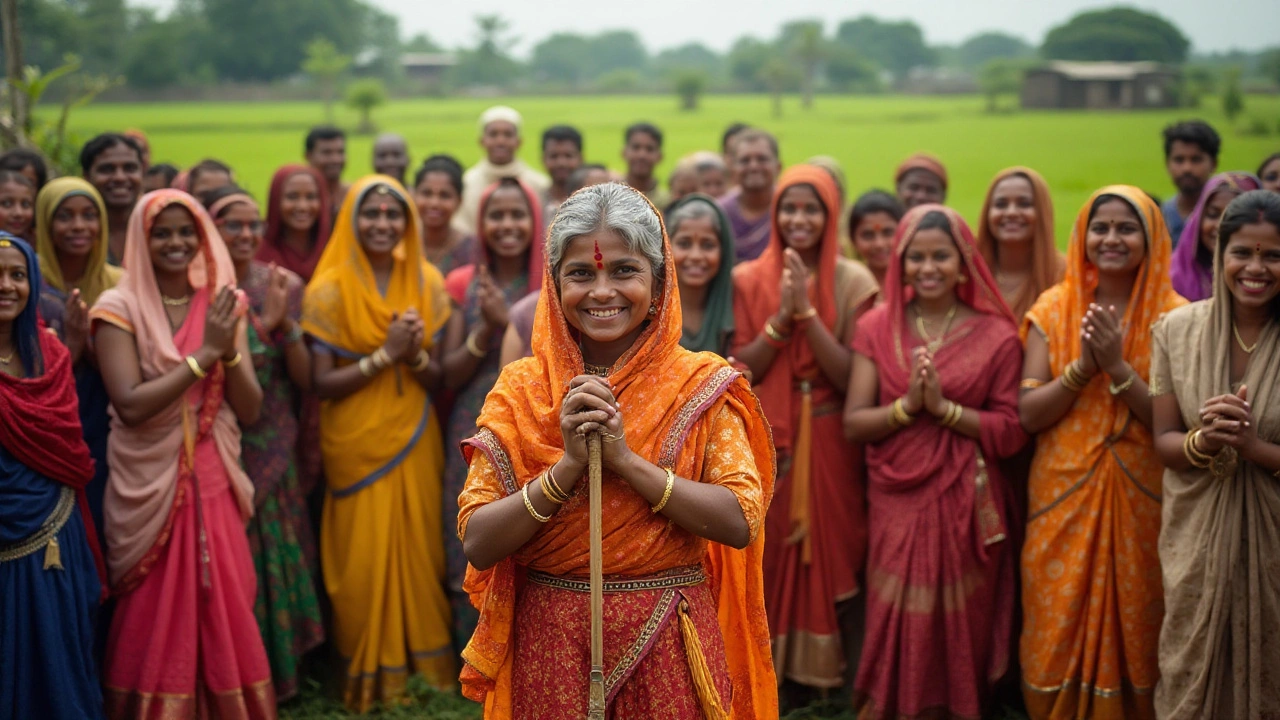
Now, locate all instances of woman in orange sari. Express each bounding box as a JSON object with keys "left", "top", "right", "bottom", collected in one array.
[
  {"left": 845, "top": 204, "right": 1027, "bottom": 719},
  {"left": 91, "top": 190, "right": 273, "bottom": 718},
  {"left": 976, "top": 167, "right": 1065, "bottom": 320},
  {"left": 733, "top": 165, "right": 878, "bottom": 693},
  {"left": 1018, "top": 186, "right": 1185, "bottom": 719},
  {"left": 457, "top": 182, "right": 777, "bottom": 718}
]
